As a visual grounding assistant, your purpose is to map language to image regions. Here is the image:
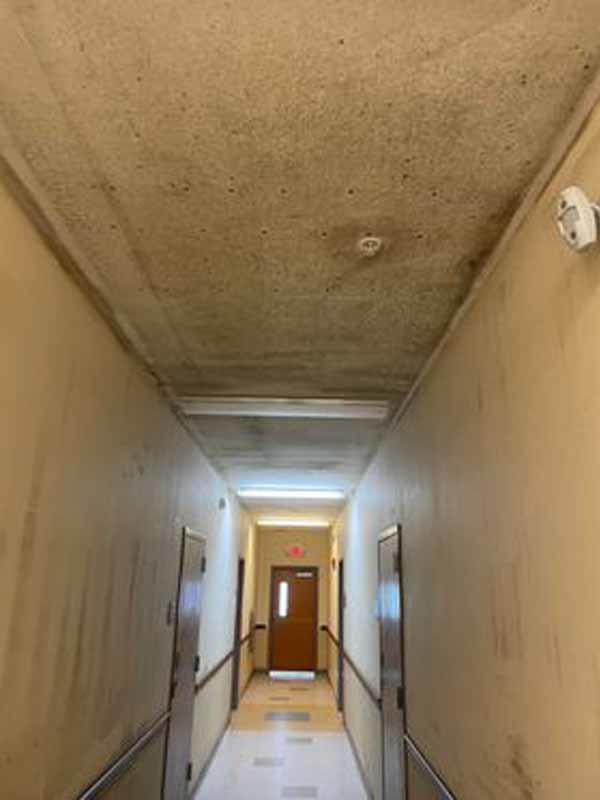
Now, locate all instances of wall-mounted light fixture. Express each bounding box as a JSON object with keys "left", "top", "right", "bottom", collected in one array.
[
  {"left": 257, "top": 519, "right": 331, "bottom": 528},
  {"left": 239, "top": 488, "right": 345, "bottom": 500}
]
